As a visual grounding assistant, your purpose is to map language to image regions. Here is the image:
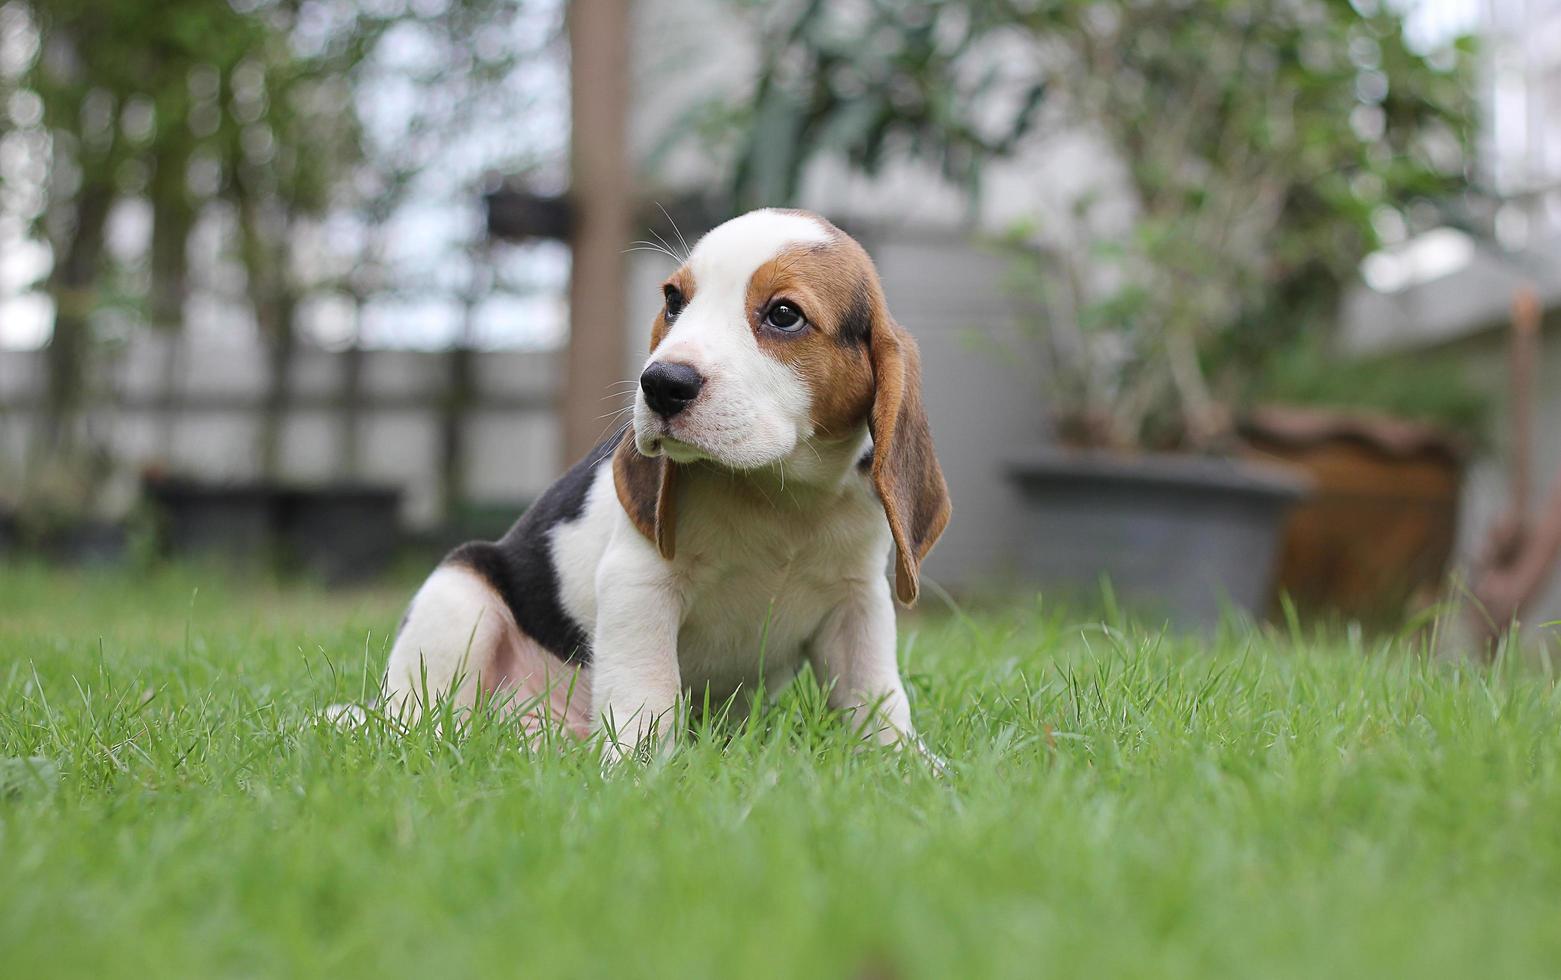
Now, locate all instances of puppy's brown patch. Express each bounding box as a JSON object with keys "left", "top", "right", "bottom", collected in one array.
[
  {"left": 743, "top": 239, "right": 880, "bottom": 439},
  {"left": 613, "top": 436, "right": 678, "bottom": 559},
  {"left": 867, "top": 317, "right": 951, "bottom": 604}
]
